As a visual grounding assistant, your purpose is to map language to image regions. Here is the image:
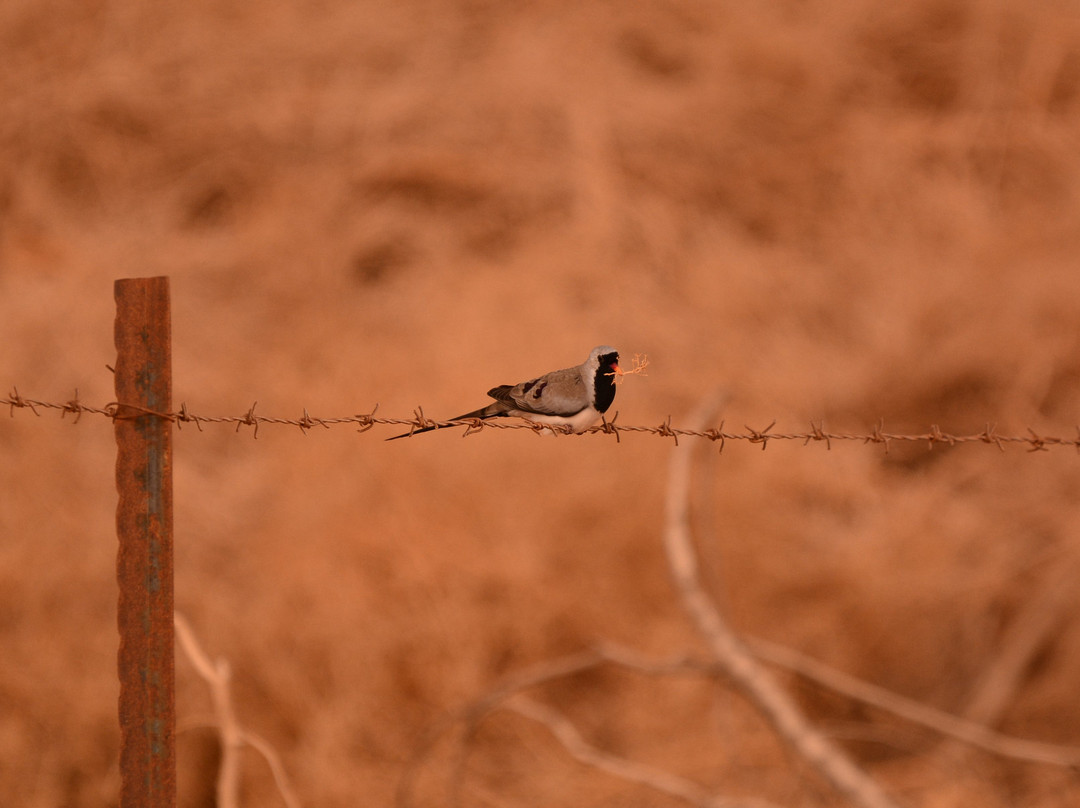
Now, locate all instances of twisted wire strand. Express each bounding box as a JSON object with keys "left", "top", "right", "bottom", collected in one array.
[{"left": 4, "top": 389, "right": 1077, "bottom": 451}]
